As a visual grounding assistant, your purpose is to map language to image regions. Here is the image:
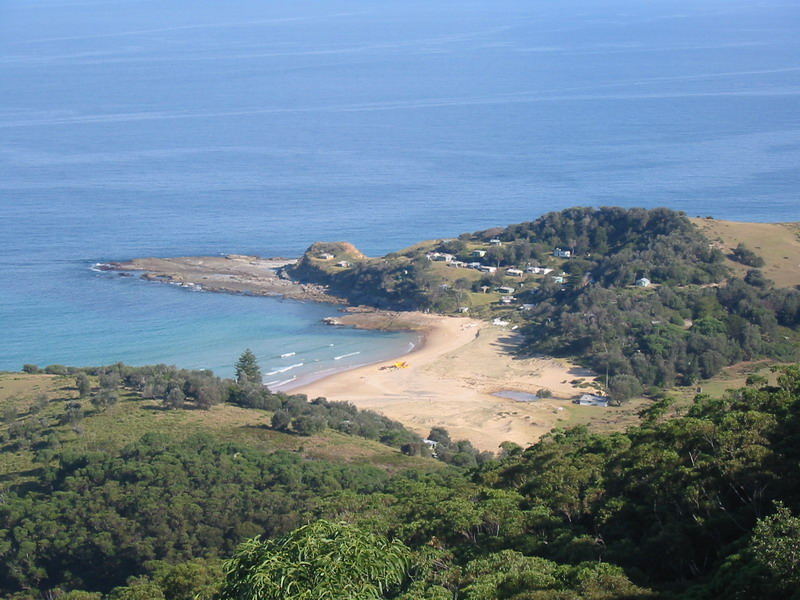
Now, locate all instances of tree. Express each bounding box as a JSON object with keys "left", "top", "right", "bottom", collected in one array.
[
  {"left": 64, "top": 401, "right": 83, "bottom": 423},
  {"left": 427, "top": 427, "right": 451, "bottom": 446},
  {"left": 218, "top": 520, "right": 411, "bottom": 600},
  {"left": 292, "top": 415, "right": 327, "bottom": 436},
  {"left": 76, "top": 373, "right": 91, "bottom": 397},
  {"left": 166, "top": 387, "right": 185, "bottom": 410},
  {"left": 271, "top": 410, "right": 292, "bottom": 431},
  {"left": 731, "top": 243, "right": 765, "bottom": 267},
  {"left": 750, "top": 503, "right": 800, "bottom": 590},
  {"left": 235, "top": 349, "right": 262, "bottom": 385},
  {"left": 107, "top": 577, "right": 166, "bottom": 600},
  {"left": 151, "top": 559, "right": 222, "bottom": 600},
  {"left": 607, "top": 374, "right": 643, "bottom": 403}
]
